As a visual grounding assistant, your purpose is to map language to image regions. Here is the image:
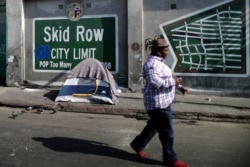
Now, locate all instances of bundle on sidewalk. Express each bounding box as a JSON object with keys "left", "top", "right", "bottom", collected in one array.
[{"left": 55, "top": 58, "right": 121, "bottom": 105}]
